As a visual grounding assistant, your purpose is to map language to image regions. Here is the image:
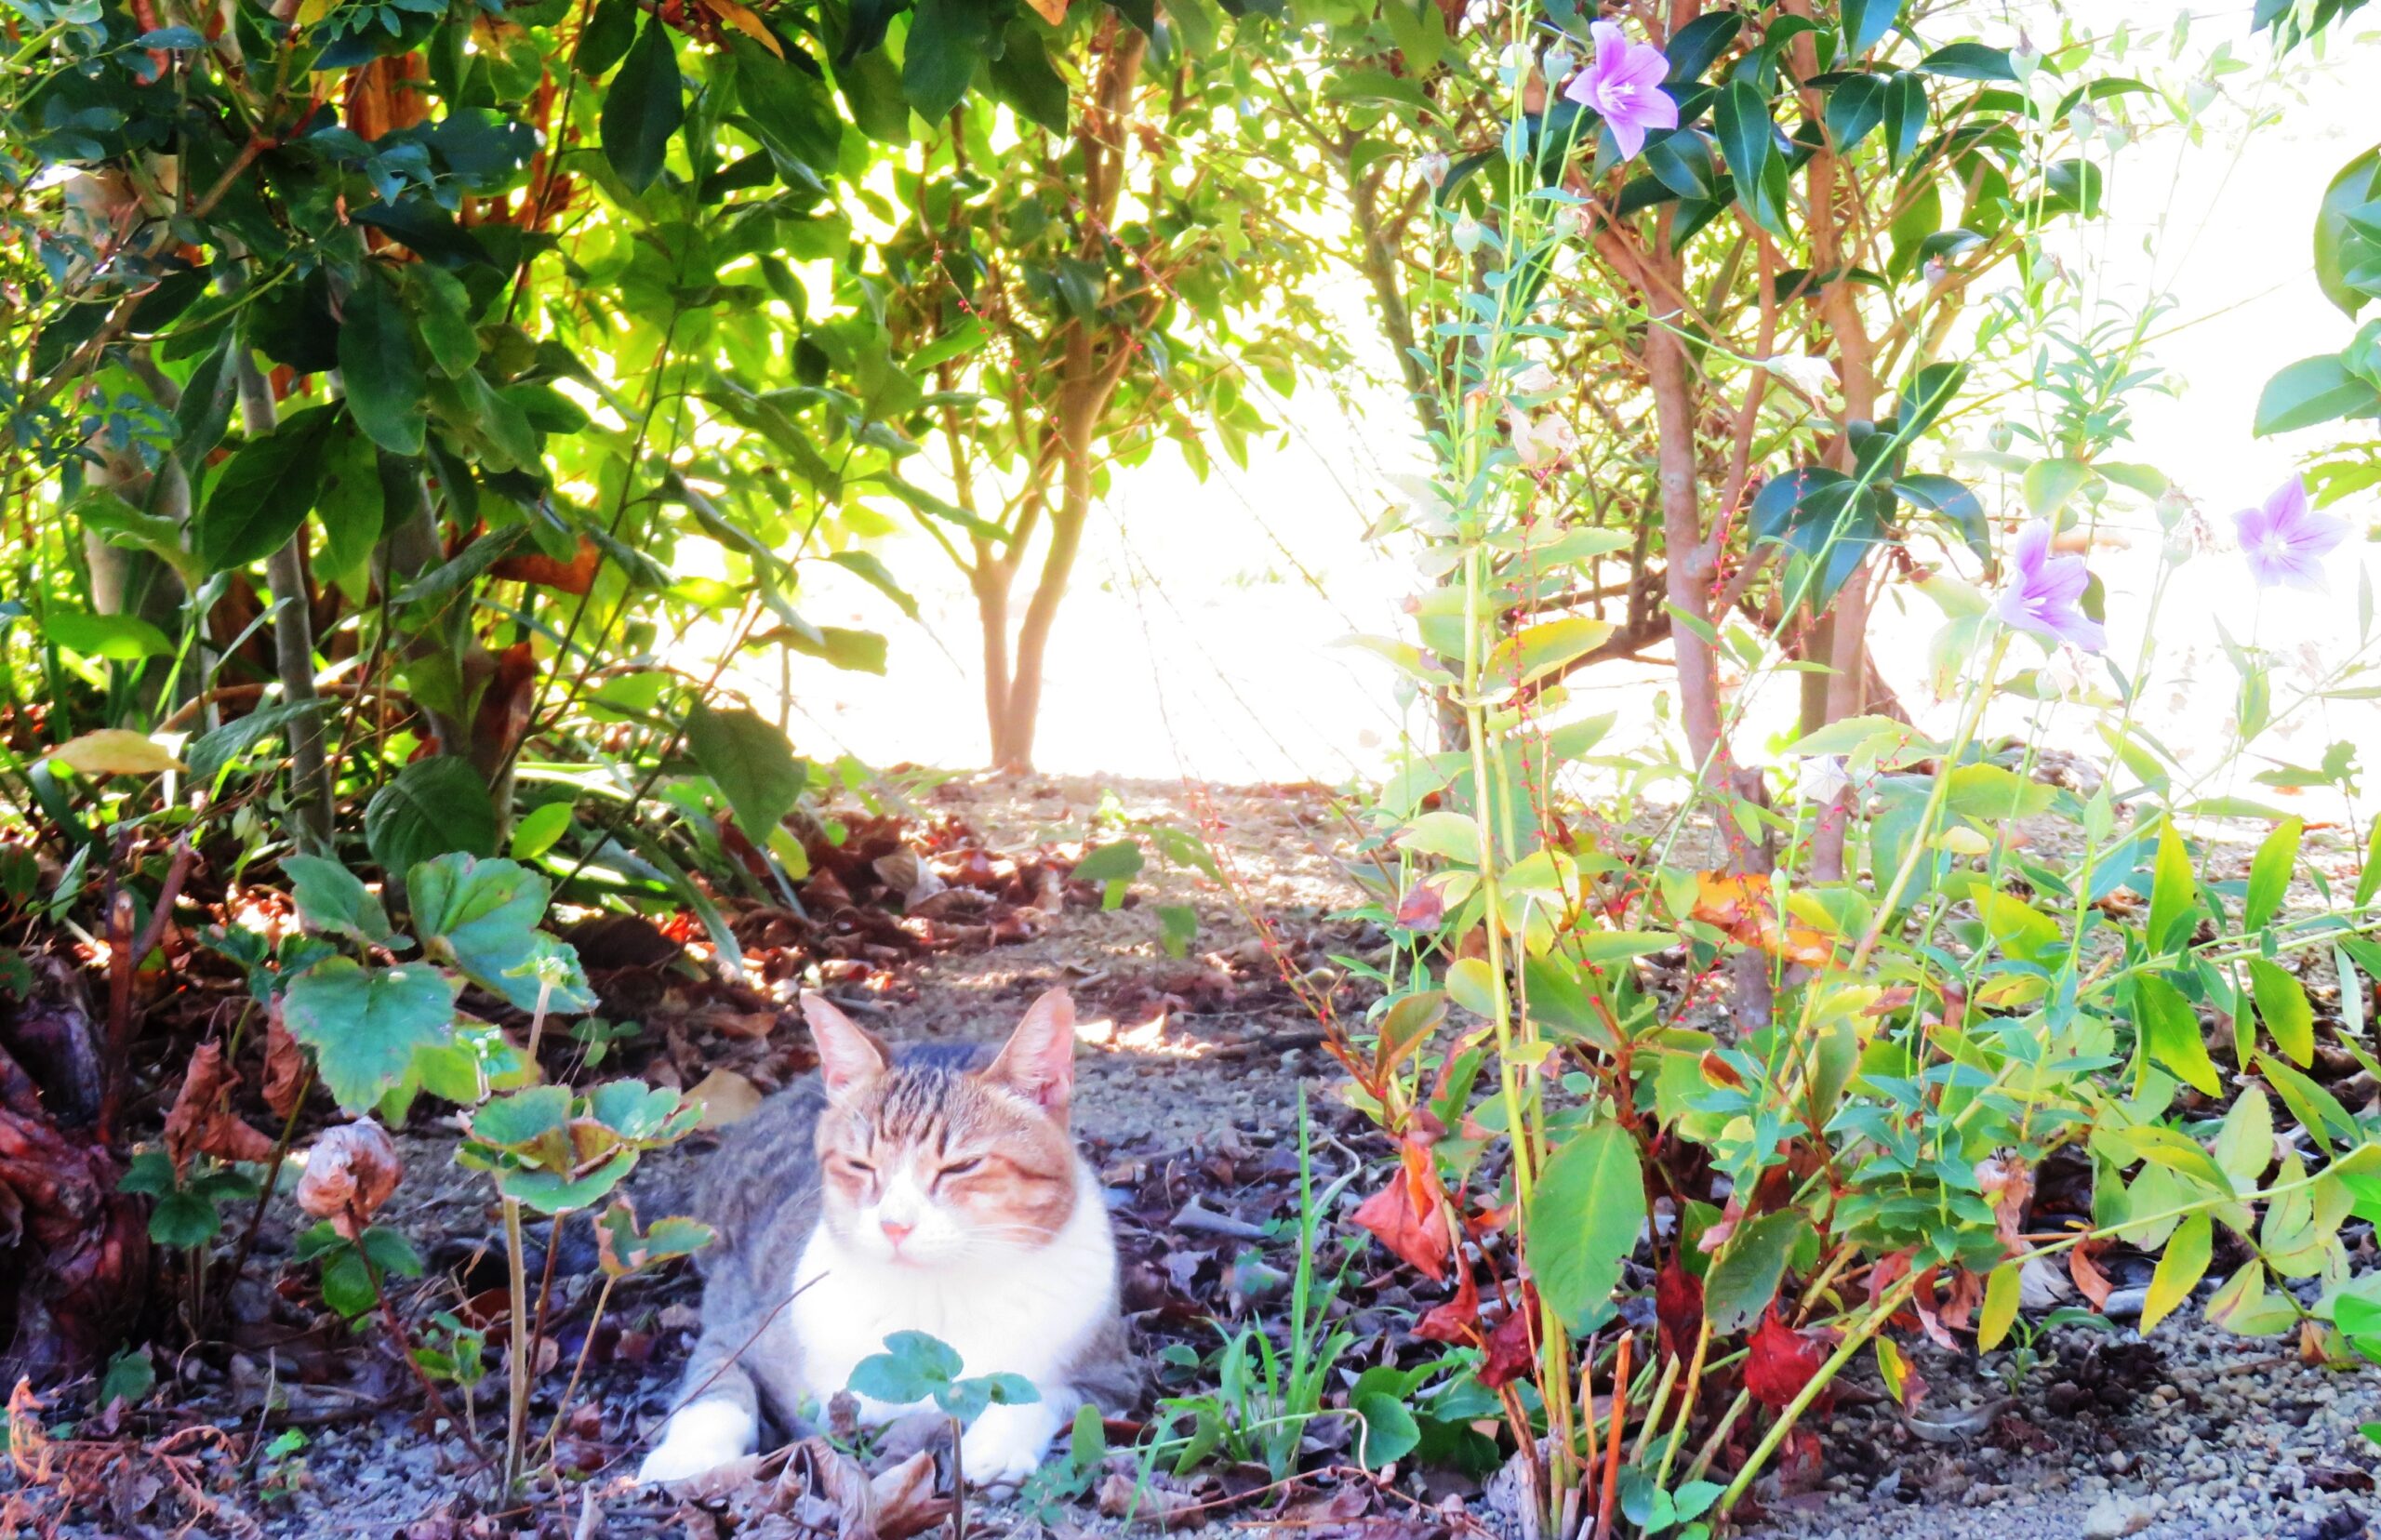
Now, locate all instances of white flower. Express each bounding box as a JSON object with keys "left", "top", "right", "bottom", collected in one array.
[
  {"left": 1795, "top": 754, "right": 1851, "bottom": 804},
  {"left": 1506, "top": 406, "right": 1576, "bottom": 469},
  {"left": 1543, "top": 46, "right": 1576, "bottom": 83},
  {"left": 1452, "top": 216, "right": 1484, "bottom": 255},
  {"left": 1762, "top": 353, "right": 1838, "bottom": 398},
  {"left": 1417, "top": 152, "right": 1451, "bottom": 190}
]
